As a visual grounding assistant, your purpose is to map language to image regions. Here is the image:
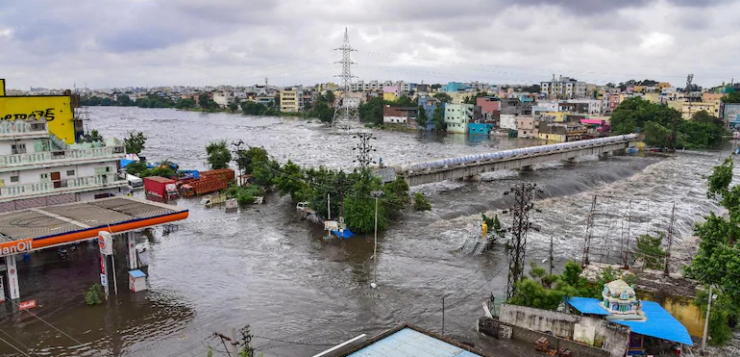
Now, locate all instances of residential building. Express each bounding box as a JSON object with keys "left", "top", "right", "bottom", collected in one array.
[
  {"left": 212, "top": 91, "right": 234, "bottom": 108},
  {"left": 702, "top": 92, "right": 724, "bottom": 103},
  {"left": 279, "top": 88, "right": 301, "bottom": 112},
  {"left": 382, "top": 85, "right": 400, "bottom": 98},
  {"left": 0, "top": 89, "right": 128, "bottom": 212},
  {"left": 517, "top": 116, "right": 538, "bottom": 138},
  {"left": 540, "top": 75, "right": 587, "bottom": 99},
  {"left": 252, "top": 95, "right": 275, "bottom": 106},
  {"left": 444, "top": 103, "right": 473, "bottom": 134},
  {"left": 418, "top": 96, "right": 441, "bottom": 130},
  {"left": 499, "top": 113, "right": 517, "bottom": 130},
  {"left": 441, "top": 81, "right": 466, "bottom": 92},
  {"left": 476, "top": 96, "right": 500, "bottom": 118},
  {"left": 667, "top": 100, "right": 722, "bottom": 119},
  {"left": 382, "top": 92, "right": 397, "bottom": 102},
  {"left": 468, "top": 122, "right": 493, "bottom": 135},
  {"left": 382, "top": 105, "right": 417, "bottom": 125},
  {"left": 416, "top": 84, "right": 430, "bottom": 95}
]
